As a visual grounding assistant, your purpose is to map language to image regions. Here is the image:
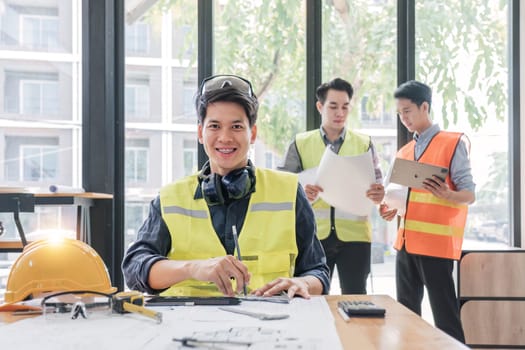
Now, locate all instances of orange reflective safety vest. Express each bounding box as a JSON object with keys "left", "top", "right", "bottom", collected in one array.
[{"left": 394, "top": 131, "right": 468, "bottom": 260}]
